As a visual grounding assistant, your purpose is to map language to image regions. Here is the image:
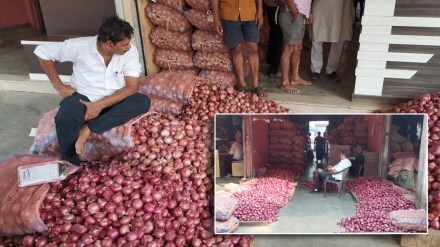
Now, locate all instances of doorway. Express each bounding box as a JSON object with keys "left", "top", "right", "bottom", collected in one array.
[{"left": 309, "top": 121, "right": 329, "bottom": 164}]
